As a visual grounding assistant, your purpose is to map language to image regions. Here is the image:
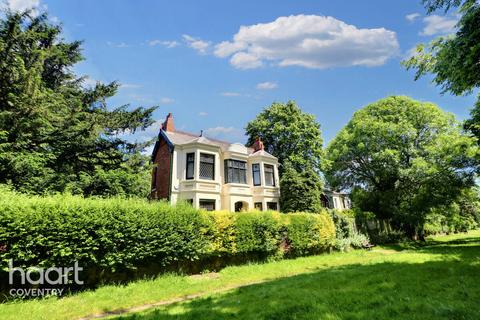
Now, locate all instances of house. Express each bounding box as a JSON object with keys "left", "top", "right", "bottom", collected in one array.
[
  {"left": 321, "top": 189, "right": 351, "bottom": 211},
  {"left": 151, "top": 113, "right": 280, "bottom": 212}
]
